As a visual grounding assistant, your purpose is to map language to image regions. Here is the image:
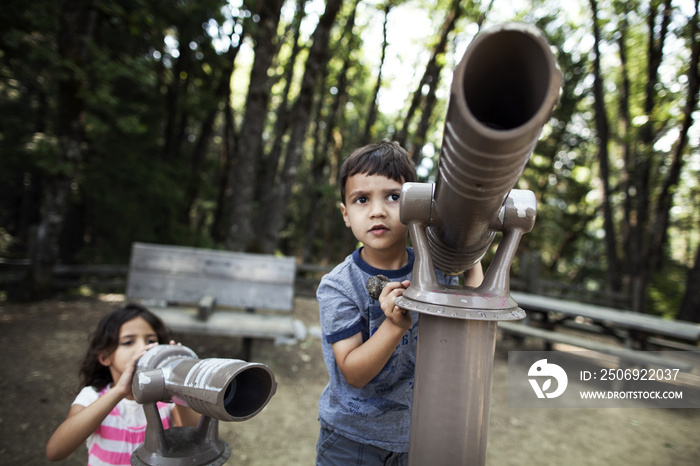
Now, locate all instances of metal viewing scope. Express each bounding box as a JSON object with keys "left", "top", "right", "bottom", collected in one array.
[
  {"left": 131, "top": 344, "right": 277, "bottom": 466},
  {"left": 393, "top": 23, "right": 562, "bottom": 466},
  {"left": 397, "top": 22, "right": 561, "bottom": 320}
]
